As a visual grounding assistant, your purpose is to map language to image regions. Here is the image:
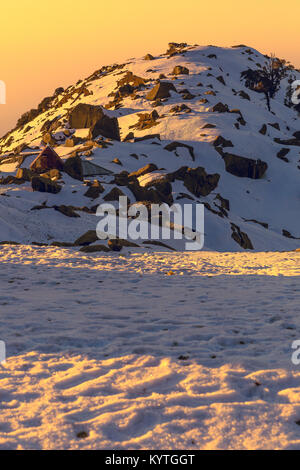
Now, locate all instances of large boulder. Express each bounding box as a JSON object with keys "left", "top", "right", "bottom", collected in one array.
[
  {"left": 211, "top": 102, "right": 229, "bottom": 113},
  {"left": 182, "top": 167, "right": 220, "bottom": 197},
  {"left": 74, "top": 230, "right": 98, "bottom": 246},
  {"left": 172, "top": 65, "right": 189, "bottom": 75},
  {"left": 84, "top": 180, "right": 105, "bottom": 199},
  {"left": 68, "top": 103, "right": 120, "bottom": 140},
  {"left": 222, "top": 152, "right": 267, "bottom": 179},
  {"left": 31, "top": 176, "right": 61, "bottom": 194},
  {"left": 146, "top": 82, "right": 177, "bottom": 101}
]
